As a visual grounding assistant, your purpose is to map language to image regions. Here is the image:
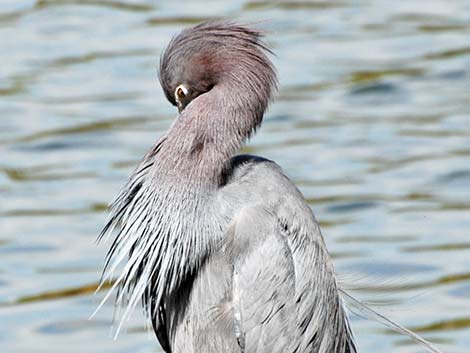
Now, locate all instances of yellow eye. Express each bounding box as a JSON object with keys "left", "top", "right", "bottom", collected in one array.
[
  {"left": 175, "top": 84, "right": 188, "bottom": 100},
  {"left": 176, "top": 87, "right": 185, "bottom": 98}
]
